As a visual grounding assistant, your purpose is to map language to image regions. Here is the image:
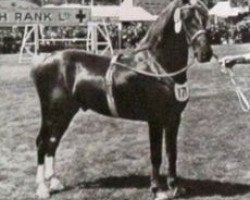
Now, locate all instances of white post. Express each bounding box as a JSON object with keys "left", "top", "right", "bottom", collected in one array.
[
  {"left": 87, "top": 23, "right": 92, "bottom": 51},
  {"left": 34, "top": 24, "right": 39, "bottom": 56},
  {"left": 102, "top": 19, "right": 114, "bottom": 55},
  {"left": 18, "top": 25, "right": 28, "bottom": 63},
  {"left": 19, "top": 24, "right": 39, "bottom": 63},
  {"left": 92, "top": 24, "right": 98, "bottom": 53},
  {"left": 118, "top": 22, "right": 122, "bottom": 50}
]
